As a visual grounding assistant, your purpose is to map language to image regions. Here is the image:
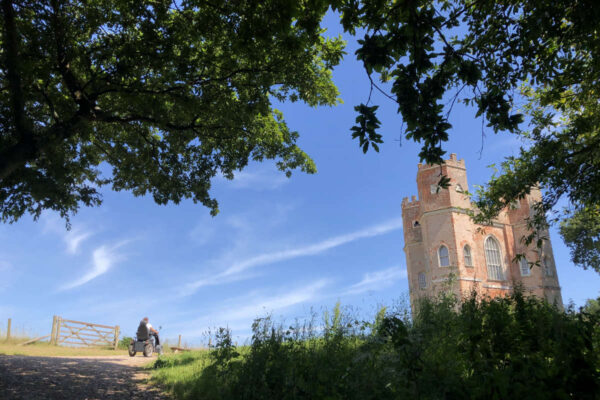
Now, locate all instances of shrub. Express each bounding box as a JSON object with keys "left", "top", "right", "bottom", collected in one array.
[
  {"left": 118, "top": 336, "right": 133, "bottom": 350},
  {"left": 152, "top": 292, "right": 600, "bottom": 400}
]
